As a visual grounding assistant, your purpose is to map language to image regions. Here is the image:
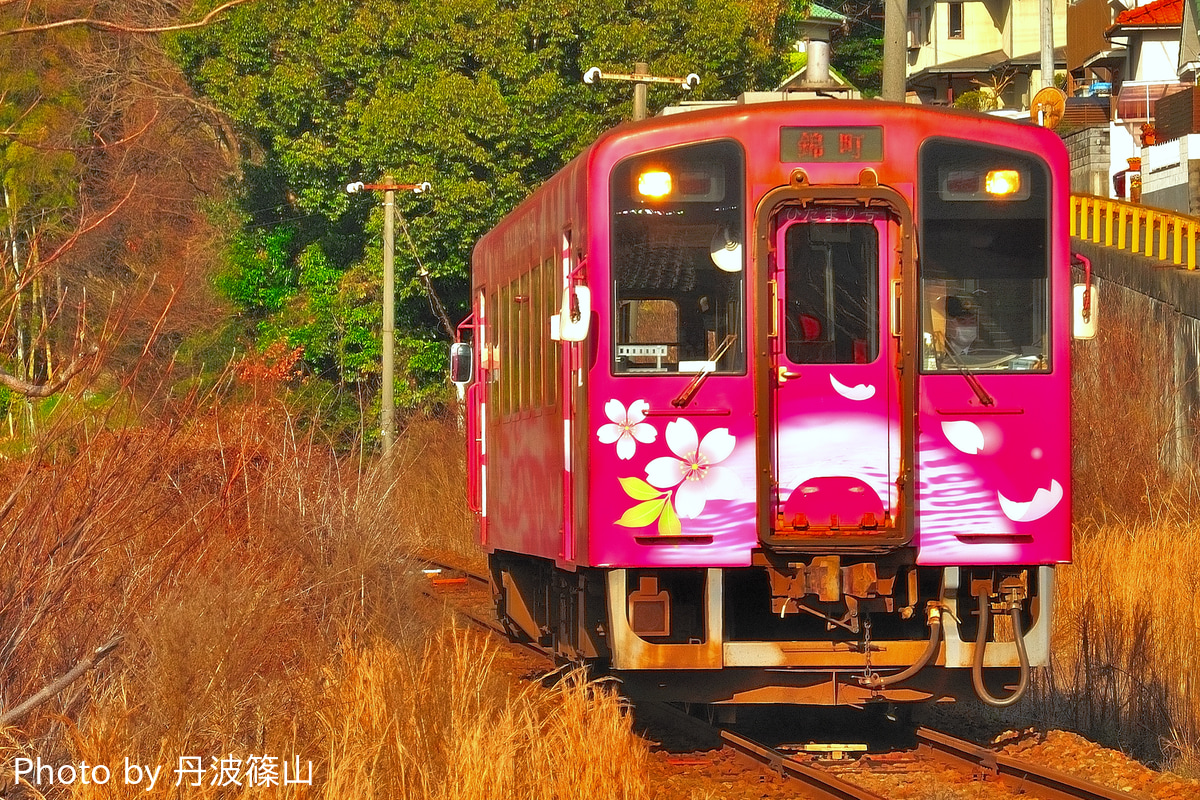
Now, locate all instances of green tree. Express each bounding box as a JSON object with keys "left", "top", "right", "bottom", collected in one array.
[
  {"left": 171, "top": 0, "right": 800, "bottom": 406},
  {"left": 830, "top": 0, "right": 883, "bottom": 97}
]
